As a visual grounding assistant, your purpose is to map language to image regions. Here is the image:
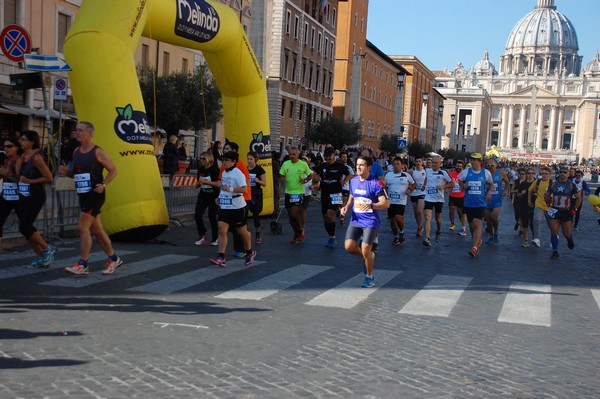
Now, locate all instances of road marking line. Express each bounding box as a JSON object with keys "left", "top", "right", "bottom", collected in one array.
[
  {"left": 216, "top": 264, "right": 331, "bottom": 300},
  {"left": 0, "top": 250, "right": 137, "bottom": 281},
  {"left": 497, "top": 282, "right": 551, "bottom": 327},
  {"left": 590, "top": 289, "right": 600, "bottom": 311},
  {"left": 305, "top": 269, "right": 400, "bottom": 309},
  {"left": 399, "top": 274, "right": 473, "bottom": 317},
  {"left": 153, "top": 322, "right": 209, "bottom": 329},
  {"left": 0, "top": 247, "right": 75, "bottom": 262},
  {"left": 128, "top": 260, "right": 266, "bottom": 294},
  {"left": 42, "top": 254, "right": 194, "bottom": 288}
]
